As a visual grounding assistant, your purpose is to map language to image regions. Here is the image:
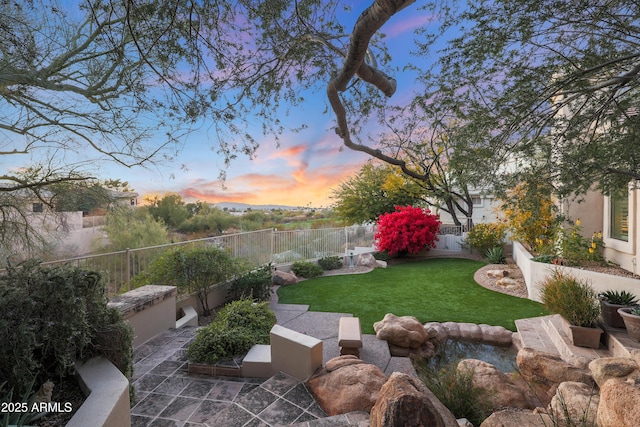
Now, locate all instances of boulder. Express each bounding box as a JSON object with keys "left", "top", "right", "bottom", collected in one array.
[
  {"left": 388, "top": 341, "right": 435, "bottom": 358},
  {"left": 548, "top": 381, "right": 599, "bottom": 426},
  {"left": 516, "top": 347, "right": 593, "bottom": 388},
  {"left": 496, "top": 277, "right": 520, "bottom": 288},
  {"left": 597, "top": 378, "right": 640, "bottom": 427},
  {"left": 374, "top": 313, "right": 428, "bottom": 349},
  {"left": 457, "top": 323, "right": 483, "bottom": 341},
  {"left": 272, "top": 269, "right": 298, "bottom": 286},
  {"left": 422, "top": 322, "right": 513, "bottom": 346},
  {"left": 480, "top": 325, "right": 514, "bottom": 346},
  {"left": 458, "top": 359, "right": 534, "bottom": 410},
  {"left": 487, "top": 269, "right": 509, "bottom": 278},
  {"left": 356, "top": 253, "right": 378, "bottom": 268},
  {"left": 370, "top": 372, "right": 459, "bottom": 427},
  {"left": 588, "top": 357, "right": 640, "bottom": 388},
  {"left": 480, "top": 409, "right": 552, "bottom": 427},
  {"left": 306, "top": 355, "right": 387, "bottom": 416}
]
